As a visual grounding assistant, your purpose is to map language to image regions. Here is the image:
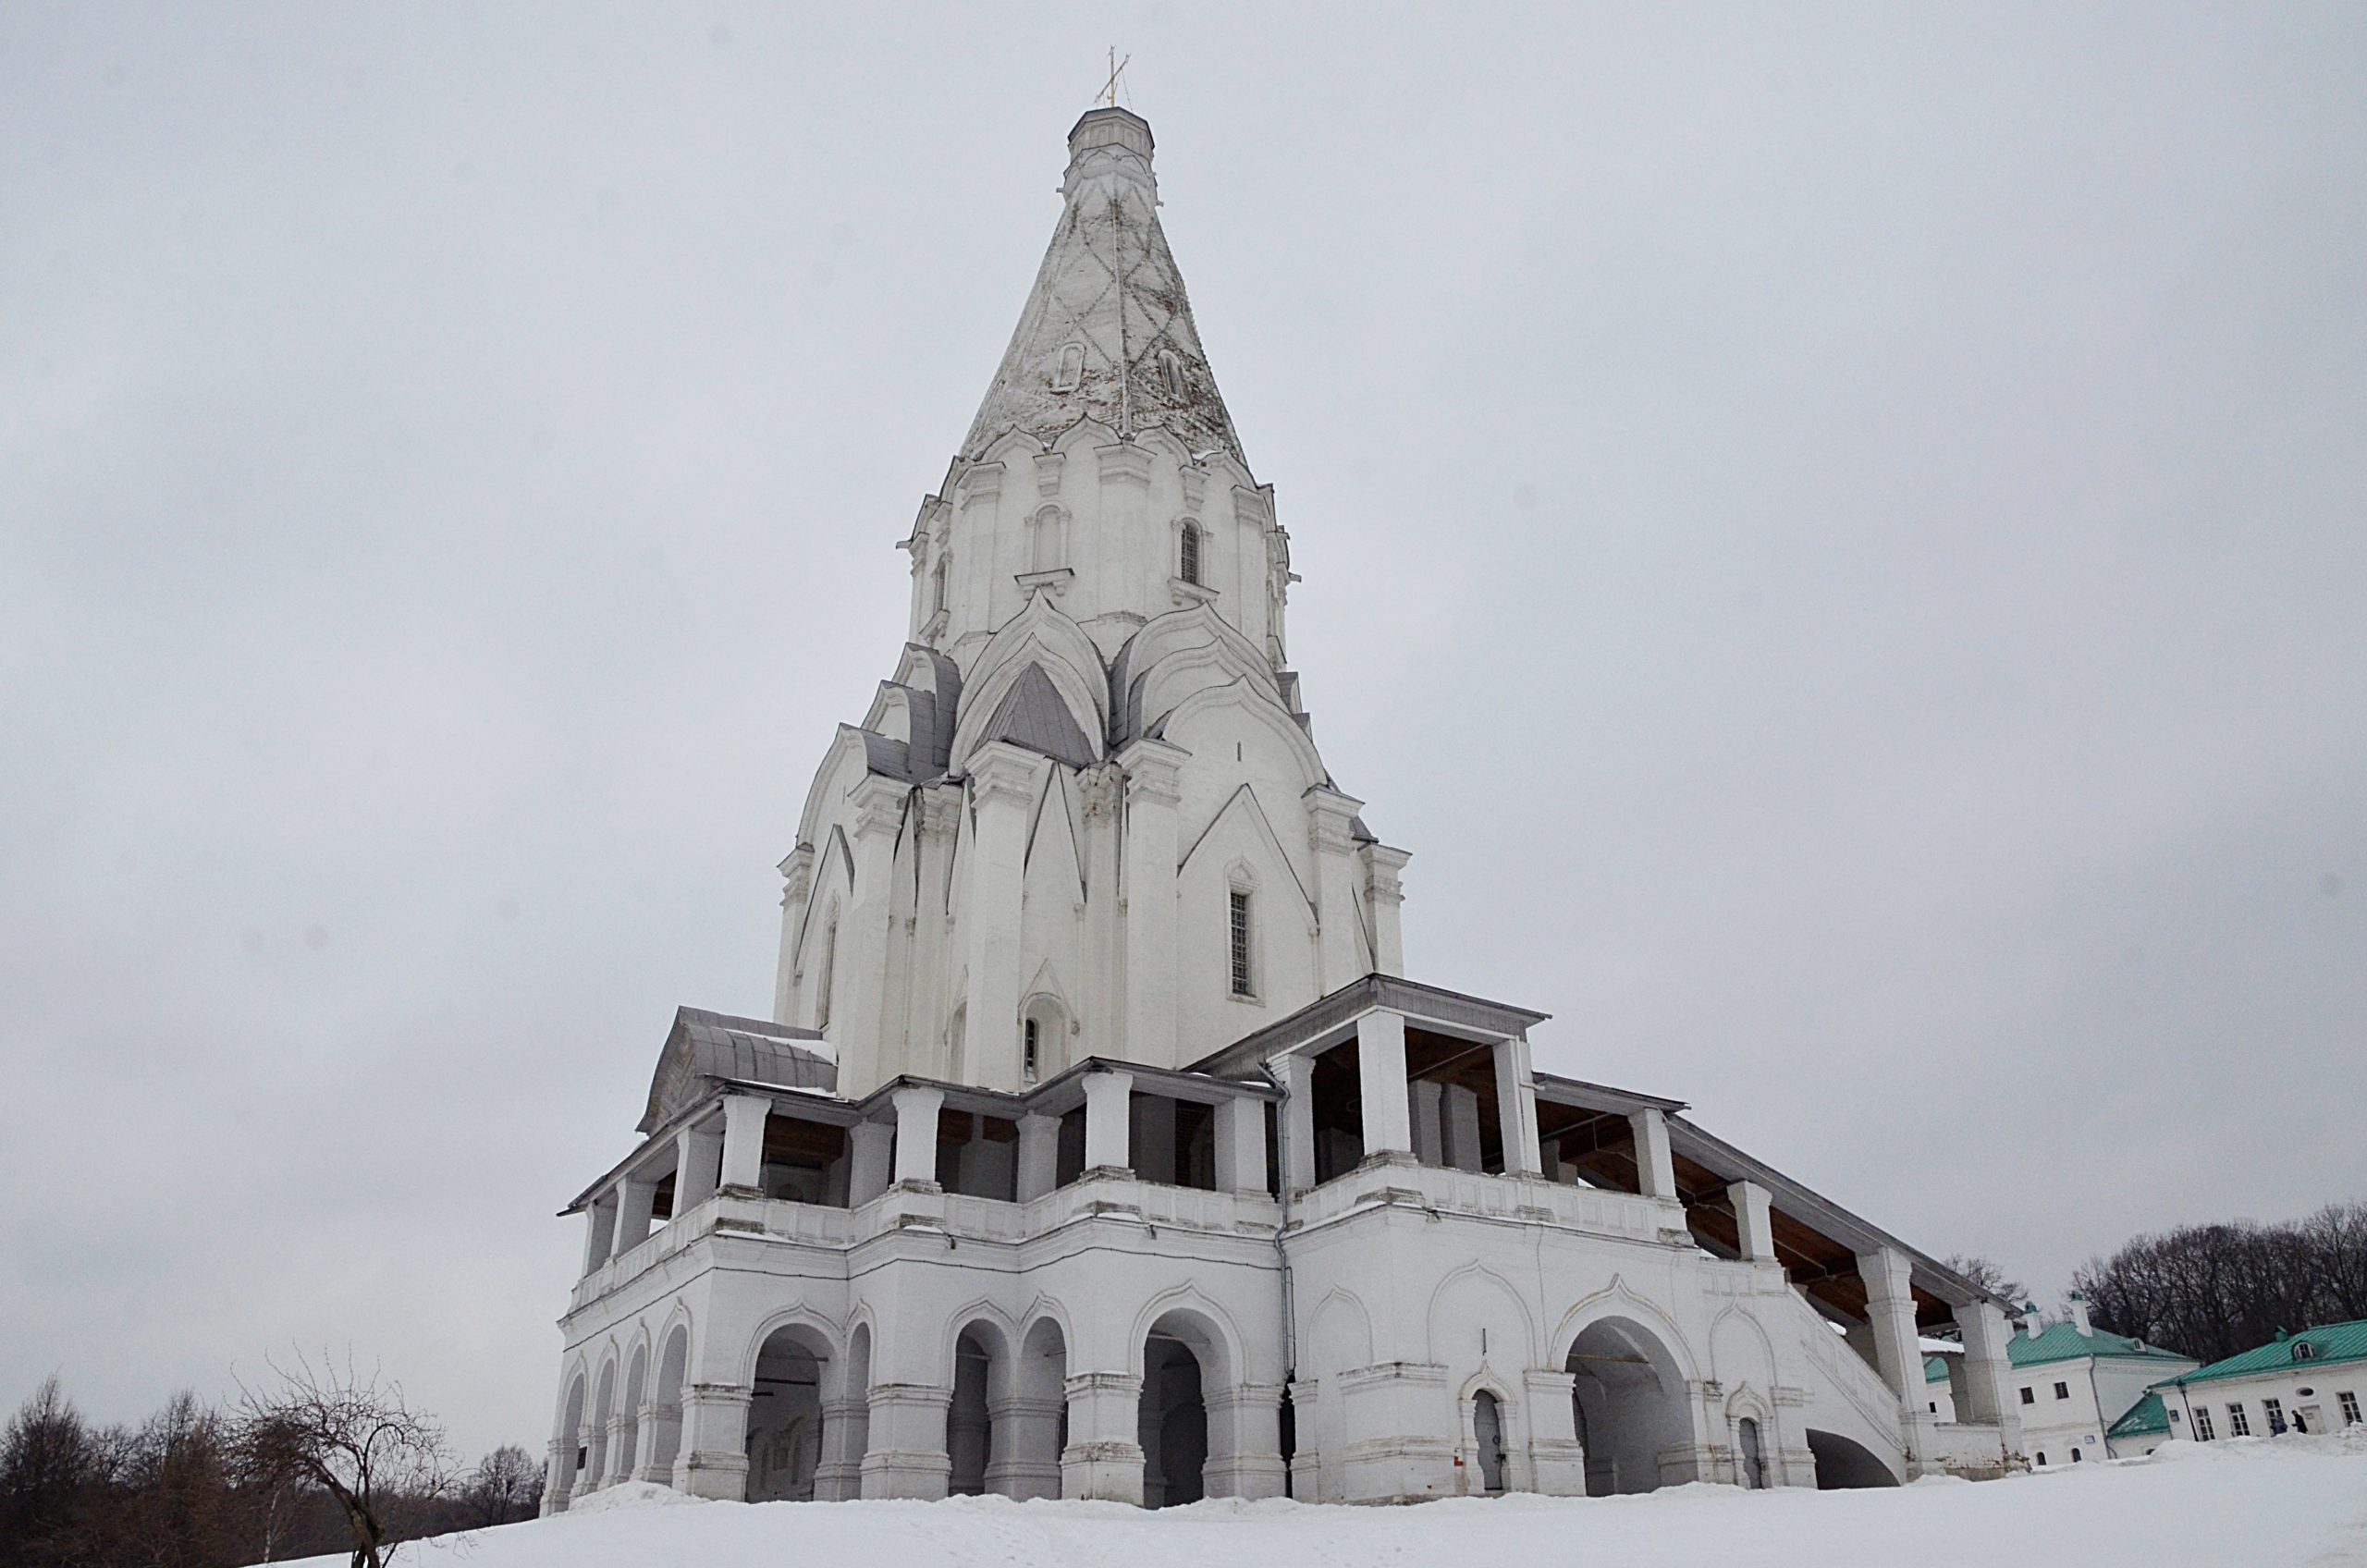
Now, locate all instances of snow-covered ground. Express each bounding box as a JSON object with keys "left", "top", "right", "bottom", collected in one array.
[{"left": 288, "top": 1434, "right": 2367, "bottom": 1568}]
